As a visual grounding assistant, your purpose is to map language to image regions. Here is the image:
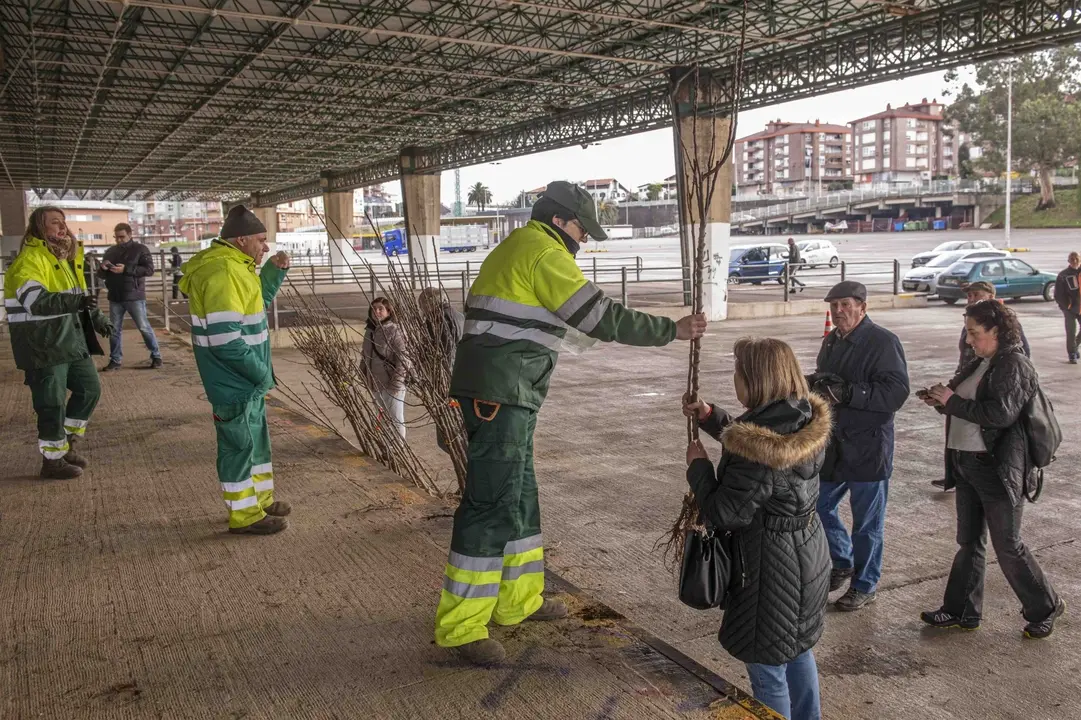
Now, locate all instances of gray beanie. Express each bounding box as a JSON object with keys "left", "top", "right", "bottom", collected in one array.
[{"left": 220, "top": 205, "right": 266, "bottom": 240}]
